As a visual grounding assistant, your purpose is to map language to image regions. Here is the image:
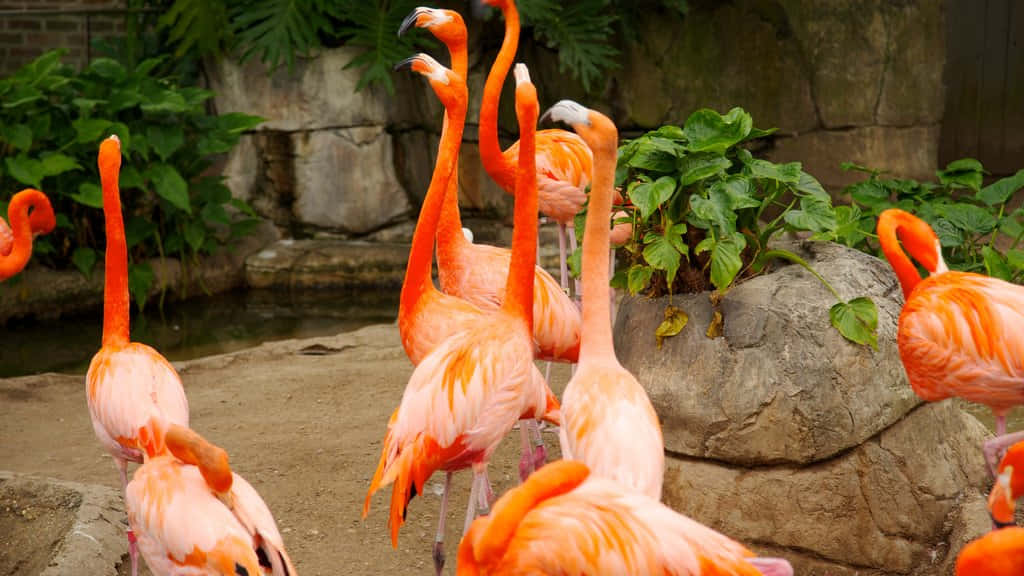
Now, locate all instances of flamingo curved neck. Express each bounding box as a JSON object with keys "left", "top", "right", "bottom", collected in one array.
[
  {"left": 877, "top": 214, "right": 922, "bottom": 300},
  {"left": 502, "top": 91, "right": 537, "bottom": 325},
  {"left": 579, "top": 134, "right": 617, "bottom": 360},
  {"left": 400, "top": 92, "right": 467, "bottom": 309},
  {"left": 101, "top": 160, "right": 130, "bottom": 348},
  {"left": 437, "top": 37, "right": 470, "bottom": 257},
  {"left": 479, "top": 1, "right": 519, "bottom": 192},
  {"left": 0, "top": 192, "right": 39, "bottom": 280}
]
